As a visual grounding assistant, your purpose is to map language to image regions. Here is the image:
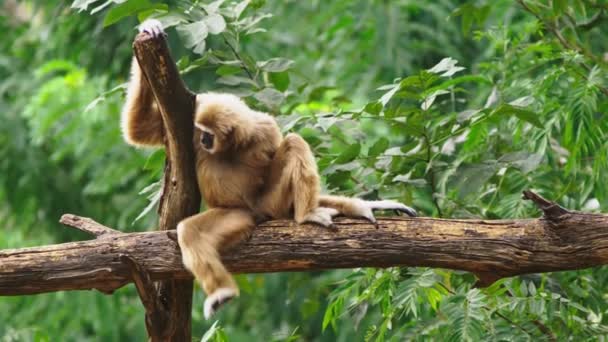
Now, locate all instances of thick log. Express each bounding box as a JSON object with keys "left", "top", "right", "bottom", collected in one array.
[
  {"left": 132, "top": 30, "right": 199, "bottom": 340},
  {"left": 2, "top": 195, "right": 608, "bottom": 295}
]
